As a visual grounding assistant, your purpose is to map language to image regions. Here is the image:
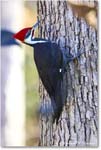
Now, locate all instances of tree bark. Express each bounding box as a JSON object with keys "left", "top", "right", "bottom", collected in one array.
[{"left": 37, "top": 0, "right": 98, "bottom": 147}]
